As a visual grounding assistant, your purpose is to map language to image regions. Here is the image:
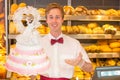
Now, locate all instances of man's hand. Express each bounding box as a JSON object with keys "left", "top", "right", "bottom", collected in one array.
[
  {"left": 65, "top": 53, "right": 93, "bottom": 72},
  {"left": 65, "top": 53, "right": 82, "bottom": 66}
]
